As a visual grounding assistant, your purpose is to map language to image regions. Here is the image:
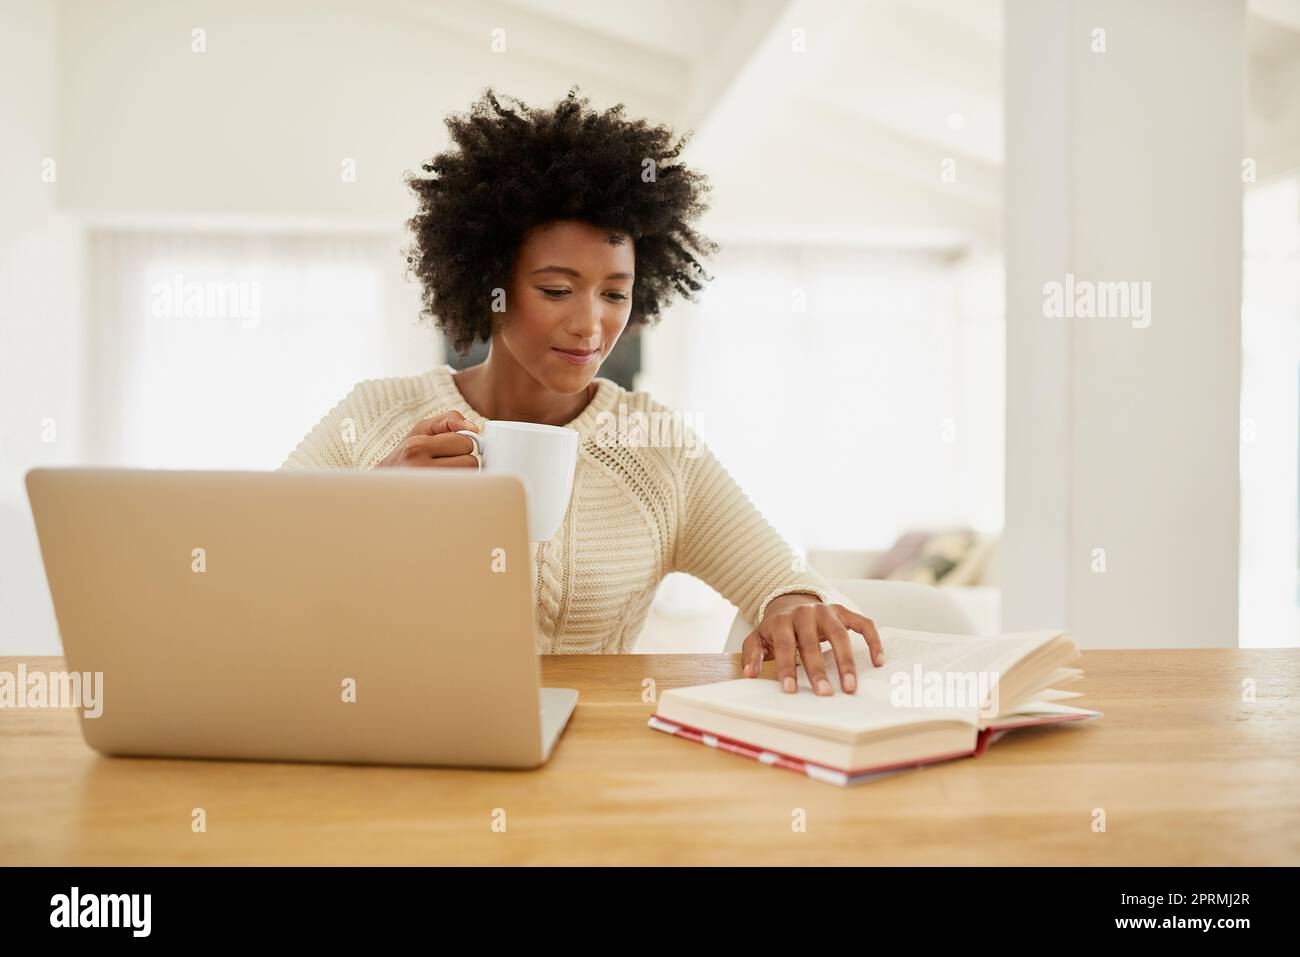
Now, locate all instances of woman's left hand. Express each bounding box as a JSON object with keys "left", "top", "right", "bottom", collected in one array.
[{"left": 740, "top": 594, "right": 885, "bottom": 696}]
